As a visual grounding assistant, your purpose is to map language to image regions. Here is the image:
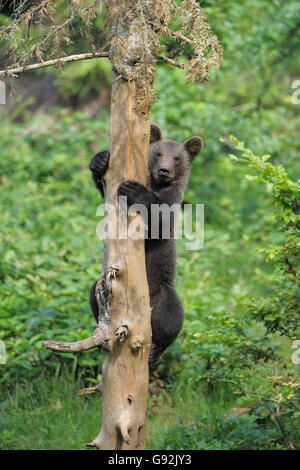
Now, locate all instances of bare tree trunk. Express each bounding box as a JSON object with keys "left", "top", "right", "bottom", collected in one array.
[
  {"left": 90, "top": 76, "right": 152, "bottom": 450},
  {"left": 45, "top": 76, "right": 153, "bottom": 449}
]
